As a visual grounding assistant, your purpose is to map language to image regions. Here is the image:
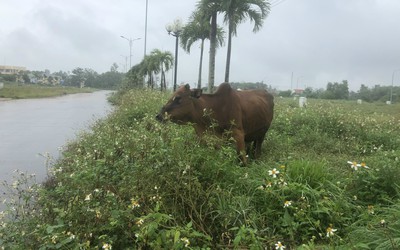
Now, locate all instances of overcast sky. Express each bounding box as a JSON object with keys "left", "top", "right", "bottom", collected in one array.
[{"left": 1, "top": 0, "right": 400, "bottom": 90}]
